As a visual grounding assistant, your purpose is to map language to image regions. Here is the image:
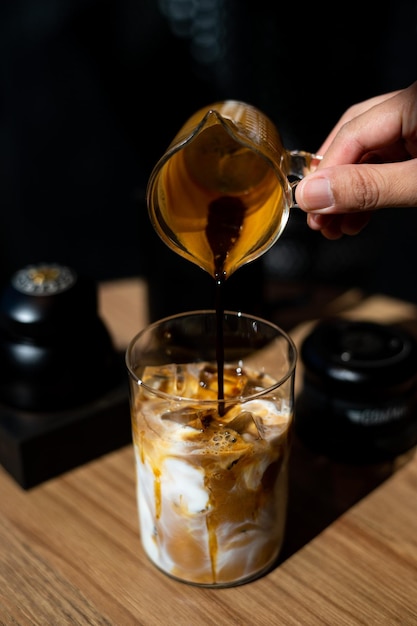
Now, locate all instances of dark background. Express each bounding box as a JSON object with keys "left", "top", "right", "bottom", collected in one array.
[{"left": 1, "top": 0, "right": 417, "bottom": 321}]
